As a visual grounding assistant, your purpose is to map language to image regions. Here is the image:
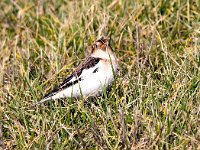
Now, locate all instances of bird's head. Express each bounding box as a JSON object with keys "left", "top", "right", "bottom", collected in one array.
[
  {"left": 91, "top": 37, "right": 115, "bottom": 60},
  {"left": 91, "top": 37, "right": 111, "bottom": 53}
]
